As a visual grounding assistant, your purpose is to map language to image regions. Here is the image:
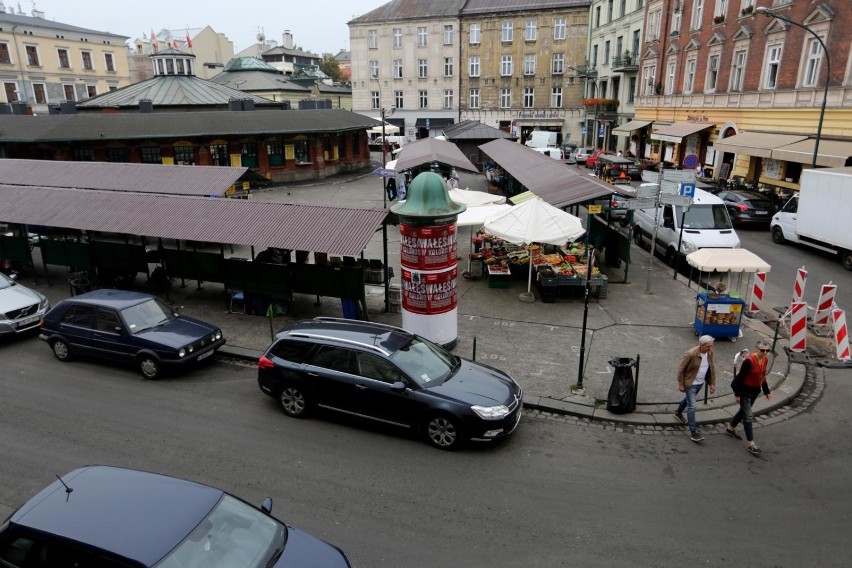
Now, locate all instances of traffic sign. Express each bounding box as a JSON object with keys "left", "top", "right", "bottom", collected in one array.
[
  {"left": 587, "top": 204, "right": 603, "bottom": 214},
  {"left": 683, "top": 154, "right": 699, "bottom": 169},
  {"left": 627, "top": 198, "right": 658, "bottom": 210},
  {"left": 660, "top": 194, "right": 693, "bottom": 208},
  {"left": 679, "top": 183, "right": 696, "bottom": 198}
]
